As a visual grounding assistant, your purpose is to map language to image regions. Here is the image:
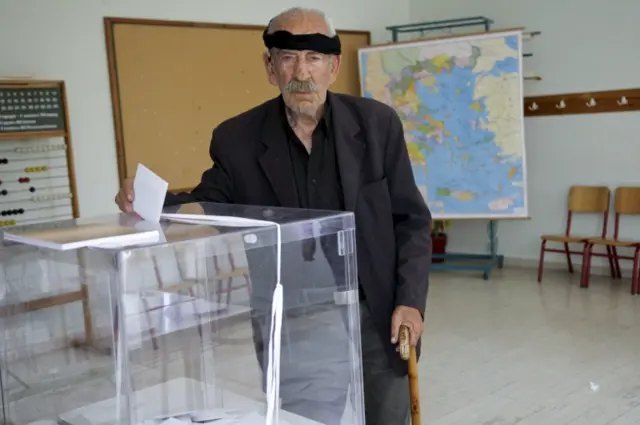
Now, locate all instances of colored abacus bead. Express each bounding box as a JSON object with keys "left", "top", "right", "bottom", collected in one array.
[
  {"left": 0, "top": 158, "right": 7, "bottom": 164},
  {"left": 25, "top": 166, "right": 49, "bottom": 172},
  {"left": 18, "top": 177, "right": 30, "bottom": 183},
  {"left": 29, "top": 186, "right": 36, "bottom": 192},
  {"left": 0, "top": 190, "right": 7, "bottom": 196}
]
